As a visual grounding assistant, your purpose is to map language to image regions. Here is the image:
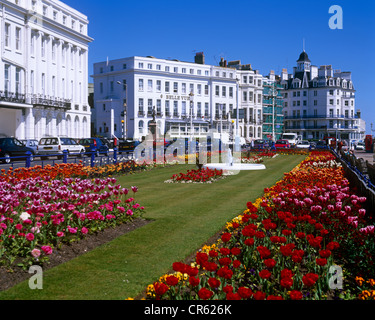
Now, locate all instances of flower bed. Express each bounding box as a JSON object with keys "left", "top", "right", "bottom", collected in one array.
[
  {"left": 165, "top": 168, "right": 225, "bottom": 184},
  {"left": 145, "top": 151, "right": 375, "bottom": 300},
  {"left": 0, "top": 175, "right": 144, "bottom": 268},
  {"left": 0, "top": 160, "right": 158, "bottom": 182}
]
